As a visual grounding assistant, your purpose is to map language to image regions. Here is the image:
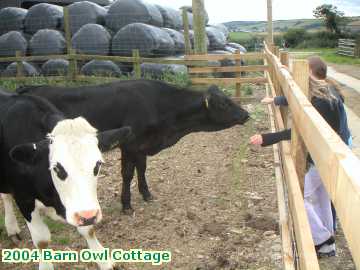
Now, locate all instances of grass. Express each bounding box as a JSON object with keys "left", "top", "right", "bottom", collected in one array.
[{"left": 290, "top": 48, "right": 360, "bottom": 66}]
